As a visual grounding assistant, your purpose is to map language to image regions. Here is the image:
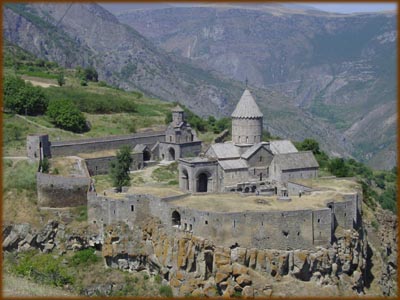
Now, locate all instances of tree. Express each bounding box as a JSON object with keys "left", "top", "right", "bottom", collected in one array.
[
  {"left": 4, "top": 76, "right": 48, "bottom": 115},
  {"left": 46, "top": 99, "right": 88, "bottom": 133},
  {"left": 296, "top": 138, "right": 321, "bottom": 154},
  {"left": 110, "top": 146, "right": 133, "bottom": 192},
  {"left": 84, "top": 67, "right": 98, "bottom": 82},
  {"left": 328, "top": 158, "right": 351, "bottom": 177},
  {"left": 57, "top": 72, "right": 65, "bottom": 86}
]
